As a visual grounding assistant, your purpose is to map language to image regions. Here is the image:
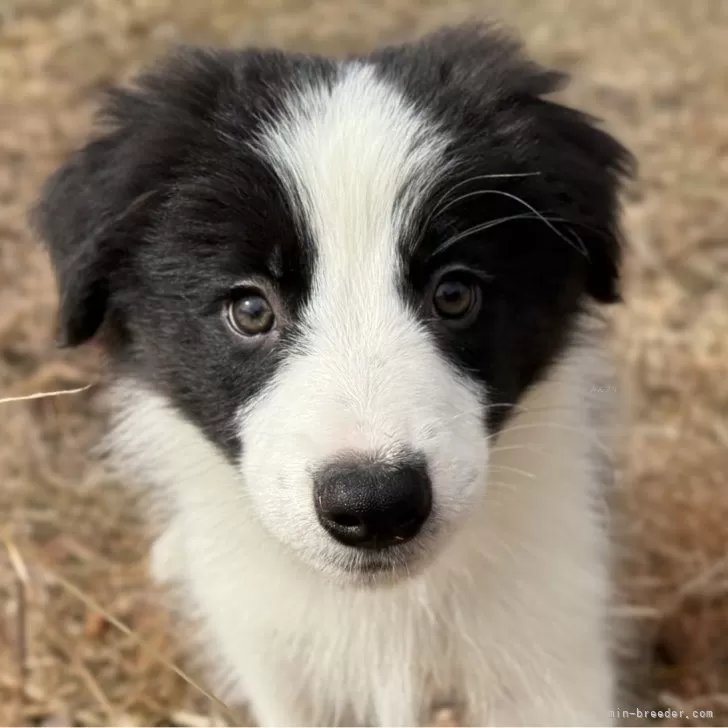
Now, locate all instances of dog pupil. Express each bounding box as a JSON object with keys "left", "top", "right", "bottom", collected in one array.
[
  {"left": 238, "top": 296, "right": 271, "bottom": 330},
  {"left": 437, "top": 281, "right": 469, "bottom": 315},
  {"left": 242, "top": 297, "right": 264, "bottom": 317}
]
